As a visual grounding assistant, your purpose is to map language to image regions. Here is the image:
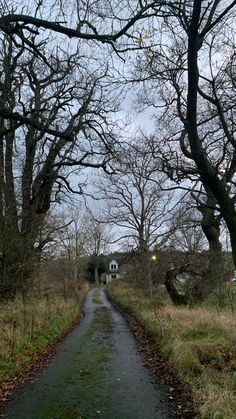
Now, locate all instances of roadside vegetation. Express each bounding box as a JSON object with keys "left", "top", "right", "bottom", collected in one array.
[
  {"left": 0, "top": 284, "right": 88, "bottom": 393},
  {"left": 107, "top": 280, "right": 236, "bottom": 419}
]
